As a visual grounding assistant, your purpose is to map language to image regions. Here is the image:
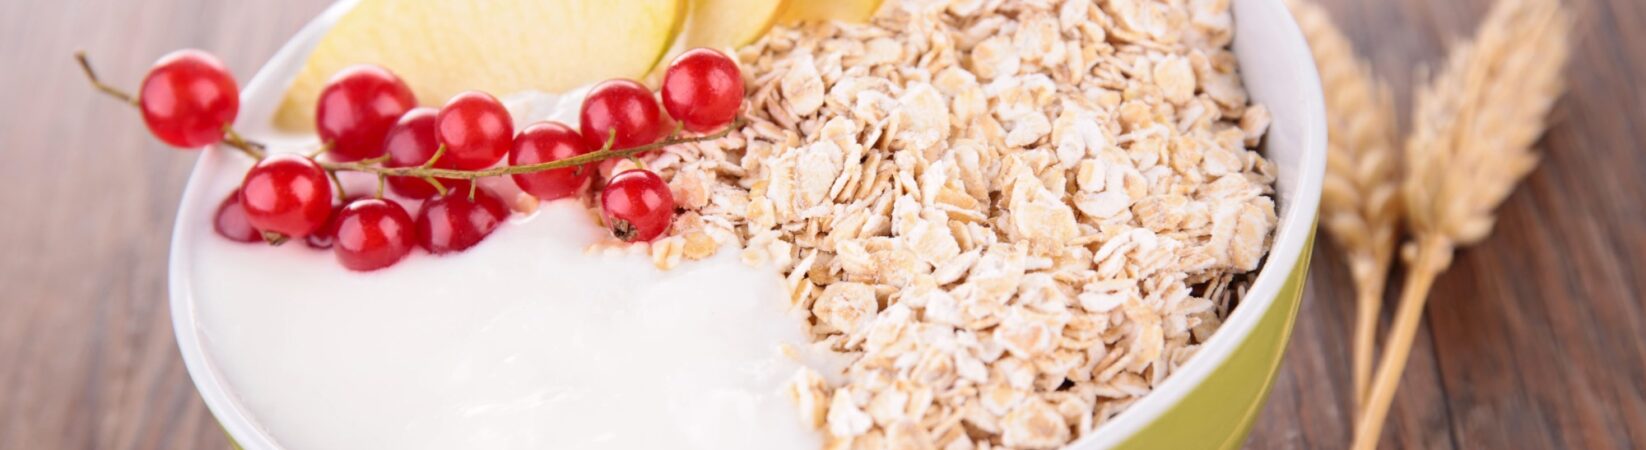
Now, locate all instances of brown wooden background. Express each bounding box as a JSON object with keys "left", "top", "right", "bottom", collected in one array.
[{"left": 1, "top": 0, "right": 1641, "bottom": 448}]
